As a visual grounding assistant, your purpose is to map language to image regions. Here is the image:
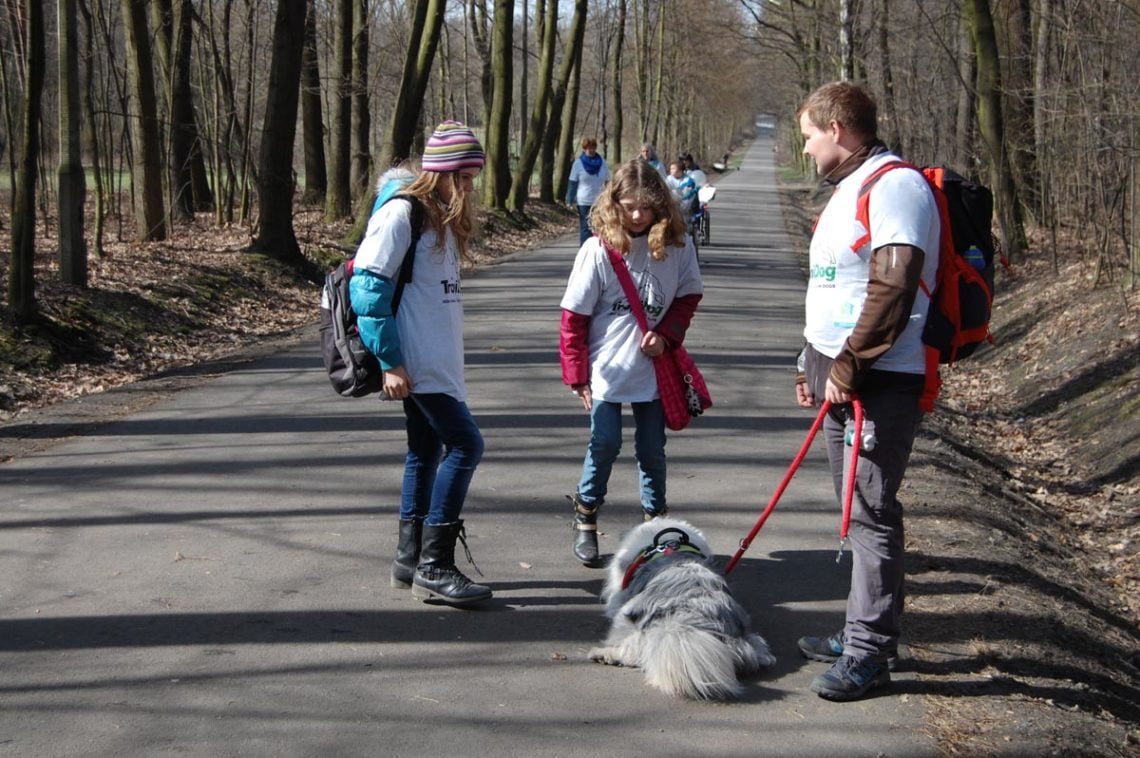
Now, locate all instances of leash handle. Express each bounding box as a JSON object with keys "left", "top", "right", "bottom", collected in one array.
[{"left": 724, "top": 400, "right": 831, "bottom": 575}]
